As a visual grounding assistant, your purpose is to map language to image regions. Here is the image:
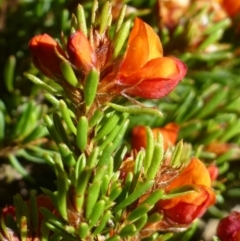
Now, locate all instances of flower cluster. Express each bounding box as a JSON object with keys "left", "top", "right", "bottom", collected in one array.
[
  {"left": 29, "top": 18, "right": 187, "bottom": 112},
  {"left": 120, "top": 126, "right": 216, "bottom": 230}
]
